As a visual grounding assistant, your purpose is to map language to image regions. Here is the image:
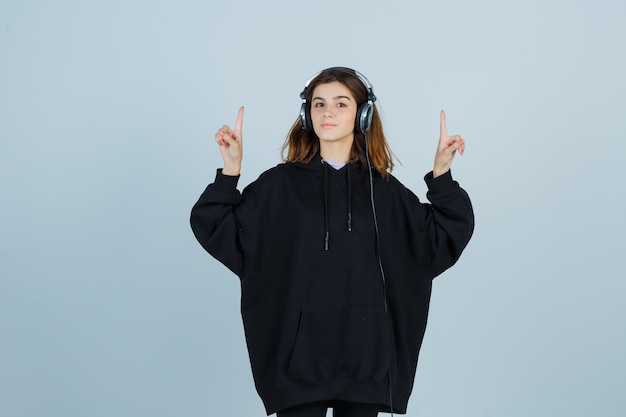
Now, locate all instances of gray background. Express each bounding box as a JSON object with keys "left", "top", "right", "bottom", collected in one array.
[{"left": 1, "top": 1, "right": 625, "bottom": 416}]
